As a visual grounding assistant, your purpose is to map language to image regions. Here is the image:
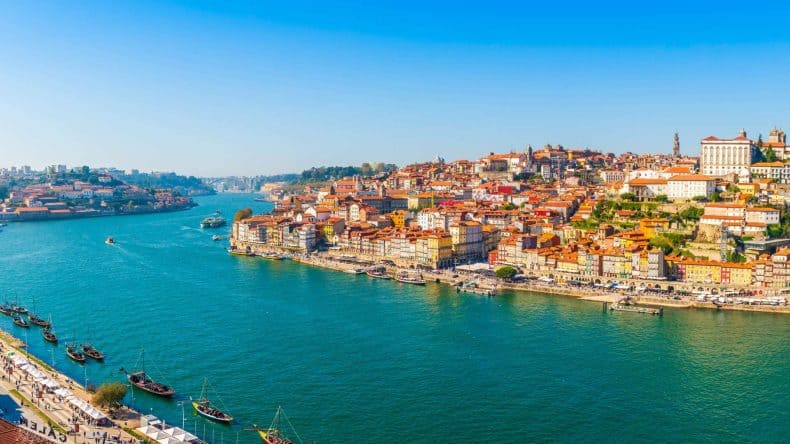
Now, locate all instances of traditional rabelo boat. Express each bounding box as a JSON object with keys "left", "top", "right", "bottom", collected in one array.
[
  {"left": 122, "top": 349, "right": 175, "bottom": 397},
  {"left": 250, "top": 407, "right": 302, "bottom": 444},
  {"left": 0, "top": 304, "right": 12, "bottom": 315},
  {"left": 12, "top": 314, "right": 29, "bottom": 328},
  {"left": 81, "top": 343, "right": 105, "bottom": 360},
  {"left": 66, "top": 343, "right": 86, "bottom": 363},
  {"left": 28, "top": 313, "right": 51, "bottom": 328},
  {"left": 10, "top": 304, "right": 27, "bottom": 314},
  {"left": 191, "top": 378, "right": 233, "bottom": 423},
  {"left": 42, "top": 327, "right": 58, "bottom": 344}
]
